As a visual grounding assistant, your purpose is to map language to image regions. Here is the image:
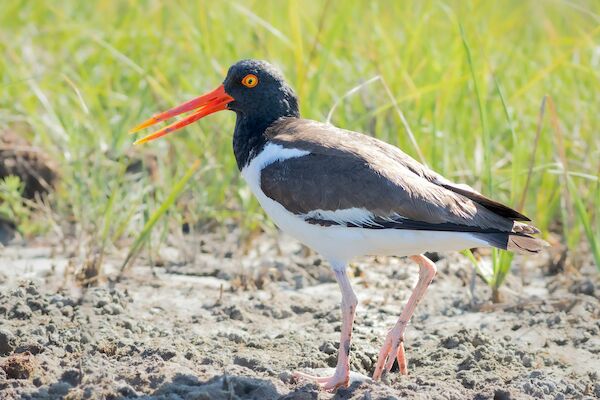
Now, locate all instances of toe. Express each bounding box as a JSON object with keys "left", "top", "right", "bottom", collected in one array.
[
  {"left": 293, "top": 371, "right": 329, "bottom": 384},
  {"left": 397, "top": 343, "right": 408, "bottom": 375},
  {"left": 293, "top": 370, "right": 349, "bottom": 391},
  {"left": 323, "top": 376, "right": 349, "bottom": 392},
  {"left": 373, "top": 345, "right": 390, "bottom": 380}
]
